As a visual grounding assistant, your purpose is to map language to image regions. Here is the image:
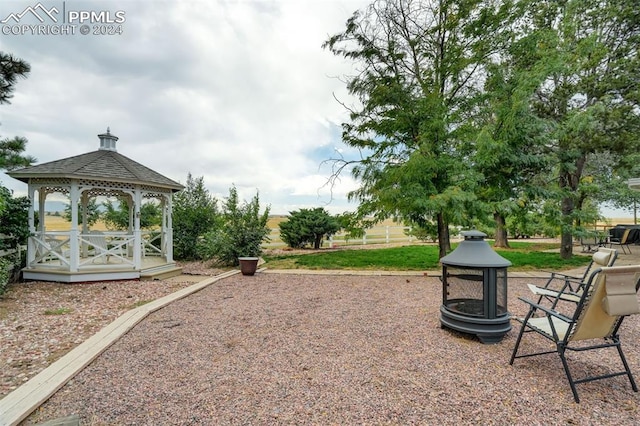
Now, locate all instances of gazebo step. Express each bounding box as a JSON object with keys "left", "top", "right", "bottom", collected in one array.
[{"left": 140, "top": 266, "right": 183, "bottom": 281}]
